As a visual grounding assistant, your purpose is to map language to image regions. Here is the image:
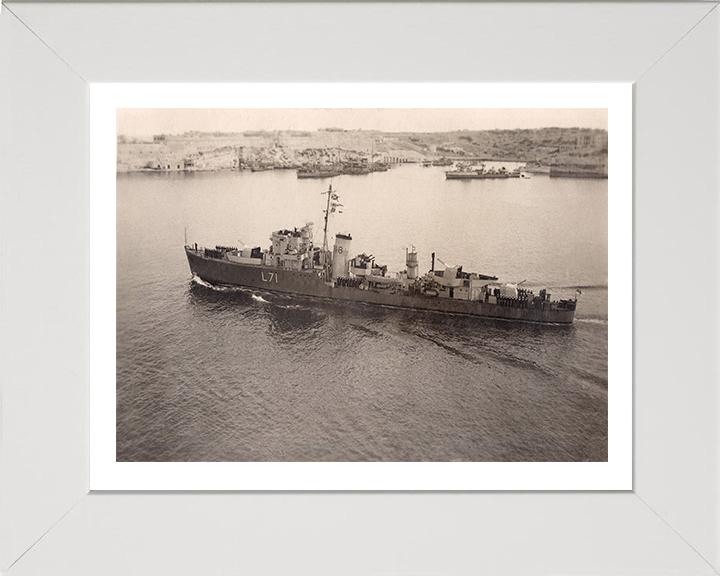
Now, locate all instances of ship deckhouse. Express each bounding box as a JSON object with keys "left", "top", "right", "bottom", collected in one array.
[{"left": 268, "top": 224, "right": 314, "bottom": 271}]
